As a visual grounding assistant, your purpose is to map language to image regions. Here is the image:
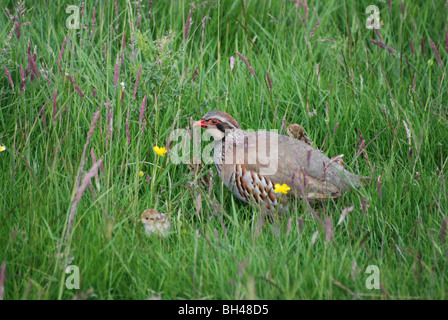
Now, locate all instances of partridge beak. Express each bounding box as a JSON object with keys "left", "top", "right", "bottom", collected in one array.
[
  {"left": 193, "top": 119, "right": 207, "bottom": 128},
  {"left": 137, "top": 218, "right": 142, "bottom": 222}
]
